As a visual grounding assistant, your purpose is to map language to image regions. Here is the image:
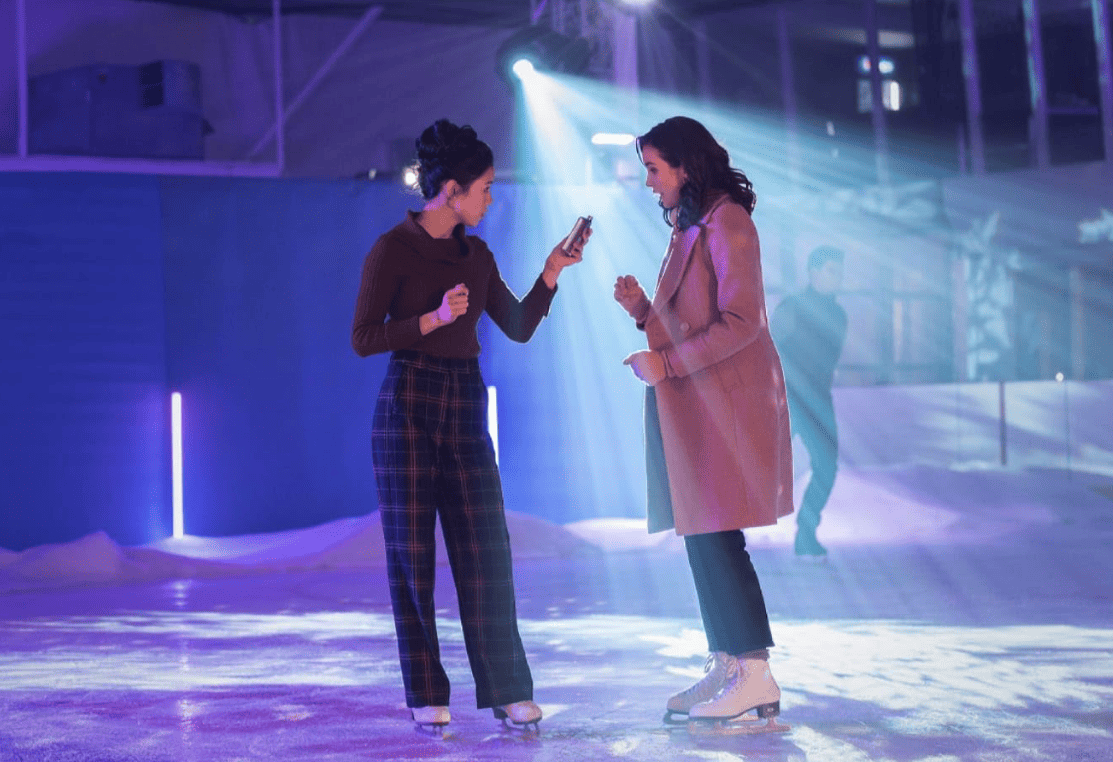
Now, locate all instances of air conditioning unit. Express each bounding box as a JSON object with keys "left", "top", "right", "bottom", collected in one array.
[{"left": 29, "top": 60, "right": 211, "bottom": 160}]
